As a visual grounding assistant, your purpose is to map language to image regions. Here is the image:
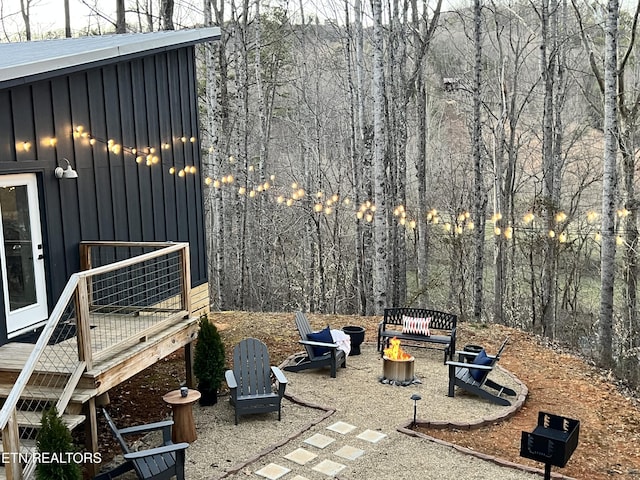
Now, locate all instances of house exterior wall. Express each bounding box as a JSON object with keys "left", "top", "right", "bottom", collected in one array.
[{"left": 0, "top": 46, "right": 208, "bottom": 343}]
